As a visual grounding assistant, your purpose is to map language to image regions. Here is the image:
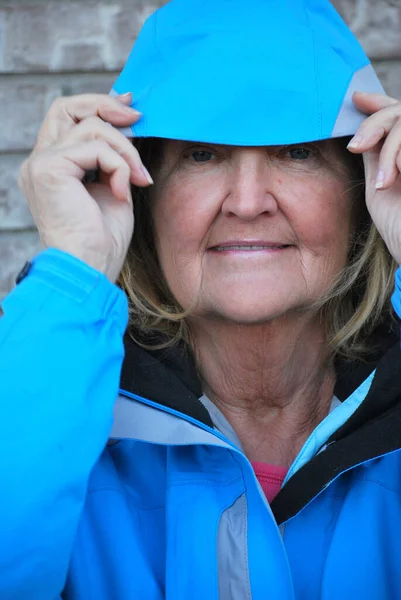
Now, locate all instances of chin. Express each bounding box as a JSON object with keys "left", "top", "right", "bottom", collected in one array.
[{"left": 197, "top": 296, "right": 299, "bottom": 325}]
